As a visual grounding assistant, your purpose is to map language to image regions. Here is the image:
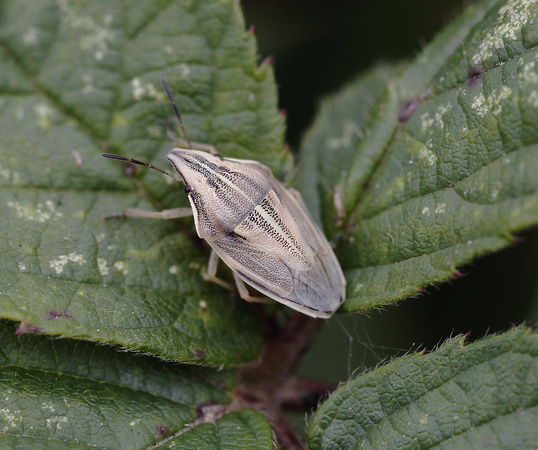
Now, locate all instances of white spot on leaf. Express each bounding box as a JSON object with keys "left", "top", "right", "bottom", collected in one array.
[
  {"left": 418, "top": 147, "right": 437, "bottom": 166},
  {"left": 98, "top": 258, "right": 109, "bottom": 276},
  {"left": 0, "top": 164, "right": 21, "bottom": 184},
  {"left": 114, "top": 261, "right": 129, "bottom": 275},
  {"left": 50, "top": 252, "right": 86, "bottom": 275},
  {"left": 46, "top": 416, "right": 68, "bottom": 429},
  {"left": 472, "top": 0, "right": 535, "bottom": 64},
  {"left": 34, "top": 103, "right": 54, "bottom": 129},
  {"left": 132, "top": 78, "right": 159, "bottom": 101},
  {"left": 420, "top": 113, "right": 434, "bottom": 130},
  {"left": 8, "top": 200, "right": 63, "bottom": 222},
  {"left": 0, "top": 407, "right": 22, "bottom": 431},
  {"left": 519, "top": 61, "right": 537, "bottom": 84},
  {"left": 487, "top": 86, "right": 512, "bottom": 115},
  {"left": 471, "top": 93, "right": 488, "bottom": 117},
  {"left": 58, "top": 0, "right": 116, "bottom": 61},
  {"left": 41, "top": 401, "right": 55, "bottom": 412},
  {"left": 177, "top": 63, "right": 191, "bottom": 78},
  {"left": 23, "top": 27, "right": 39, "bottom": 45}
]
